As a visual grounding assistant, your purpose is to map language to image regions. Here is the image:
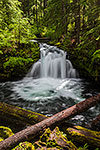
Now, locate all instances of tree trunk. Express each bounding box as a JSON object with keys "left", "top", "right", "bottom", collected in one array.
[
  {"left": 76, "top": 0, "right": 80, "bottom": 44},
  {"left": 61, "top": 0, "right": 67, "bottom": 34},
  {"left": 73, "top": 0, "right": 80, "bottom": 44},
  {"left": 43, "top": 0, "right": 47, "bottom": 15},
  {"left": 66, "top": 126, "right": 100, "bottom": 148},
  {"left": 36, "top": 0, "right": 38, "bottom": 23},
  {"left": 27, "top": 0, "right": 30, "bottom": 16},
  {"left": 0, "top": 94, "right": 100, "bottom": 150},
  {"left": 65, "top": 1, "right": 68, "bottom": 34},
  {"left": 40, "top": 0, "right": 43, "bottom": 18},
  {"left": 82, "top": 4, "right": 85, "bottom": 31}
]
